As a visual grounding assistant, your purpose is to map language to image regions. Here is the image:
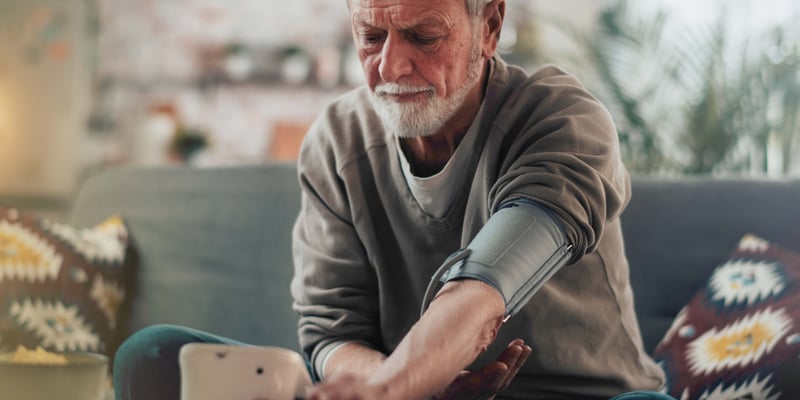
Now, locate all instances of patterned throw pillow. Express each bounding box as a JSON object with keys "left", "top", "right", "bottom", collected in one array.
[
  {"left": 653, "top": 234, "right": 800, "bottom": 400},
  {"left": 0, "top": 207, "right": 134, "bottom": 362}
]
